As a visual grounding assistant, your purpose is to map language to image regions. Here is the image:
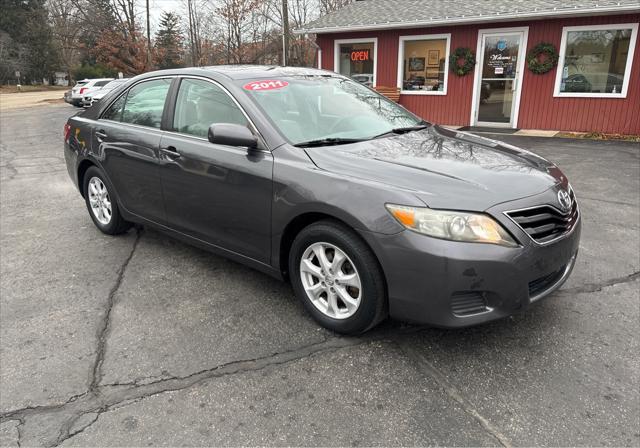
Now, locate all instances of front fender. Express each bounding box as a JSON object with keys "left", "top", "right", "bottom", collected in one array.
[{"left": 270, "top": 145, "right": 425, "bottom": 270}]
